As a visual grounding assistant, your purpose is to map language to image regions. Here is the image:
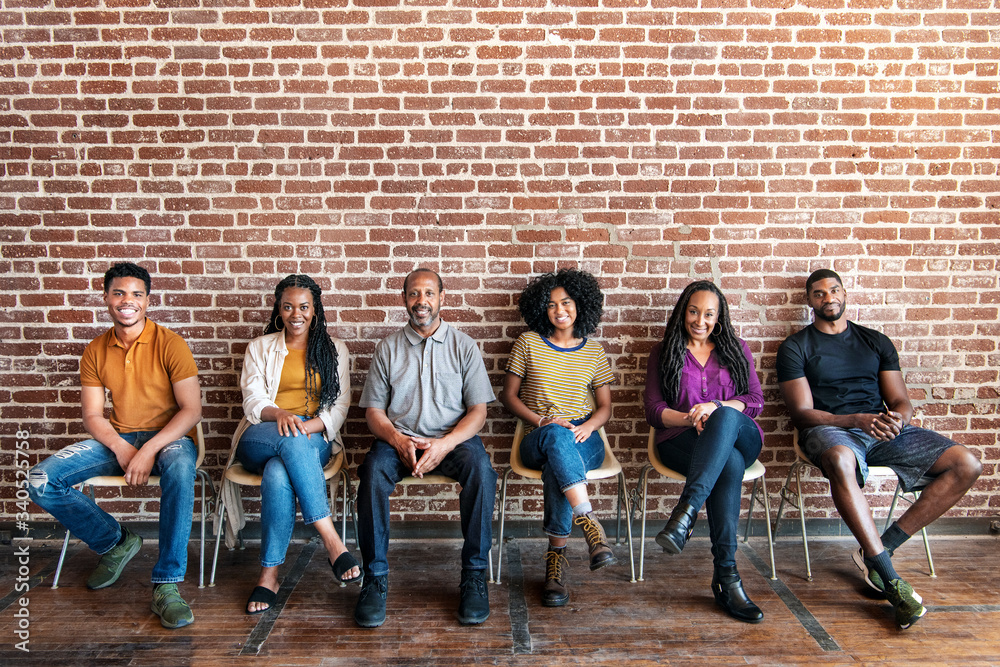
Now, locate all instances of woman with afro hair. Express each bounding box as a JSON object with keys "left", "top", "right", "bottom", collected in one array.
[
  {"left": 643, "top": 280, "right": 765, "bottom": 623},
  {"left": 231, "top": 275, "right": 360, "bottom": 614},
  {"left": 500, "top": 268, "right": 618, "bottom": 608}
]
